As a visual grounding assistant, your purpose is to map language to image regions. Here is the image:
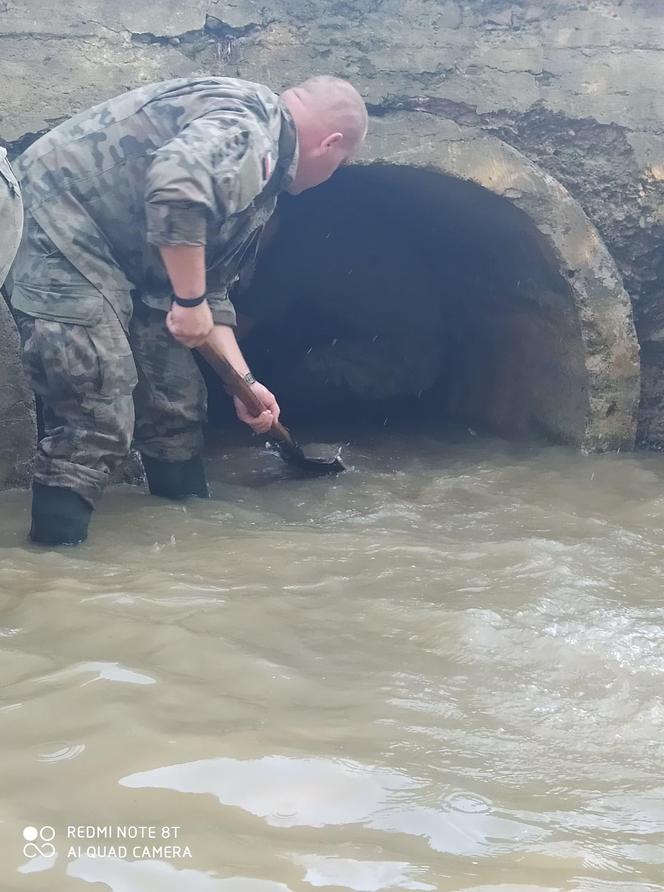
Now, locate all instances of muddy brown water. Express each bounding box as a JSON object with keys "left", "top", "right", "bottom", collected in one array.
[{"left": 0, "top": 428, "right": 663, "bottom": 891}]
